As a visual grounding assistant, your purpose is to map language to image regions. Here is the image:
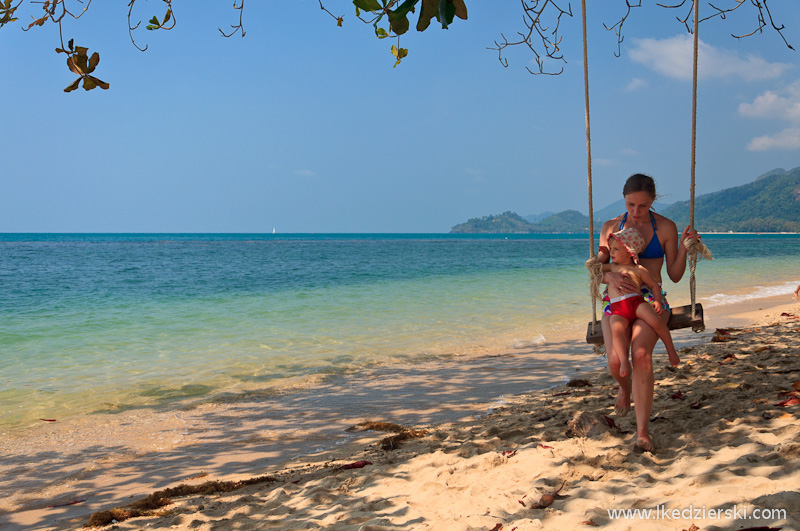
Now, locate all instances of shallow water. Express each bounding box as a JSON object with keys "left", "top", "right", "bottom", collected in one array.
[{"left": 2, "top": 233, "right": 799, "bottom": 430}]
